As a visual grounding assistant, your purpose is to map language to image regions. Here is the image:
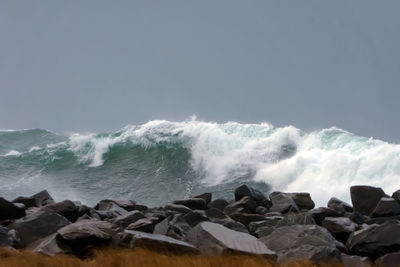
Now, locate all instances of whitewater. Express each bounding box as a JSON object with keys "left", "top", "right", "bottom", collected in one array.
[{"left": 1, "top": 119, "right": 399, "bottom": 207}]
